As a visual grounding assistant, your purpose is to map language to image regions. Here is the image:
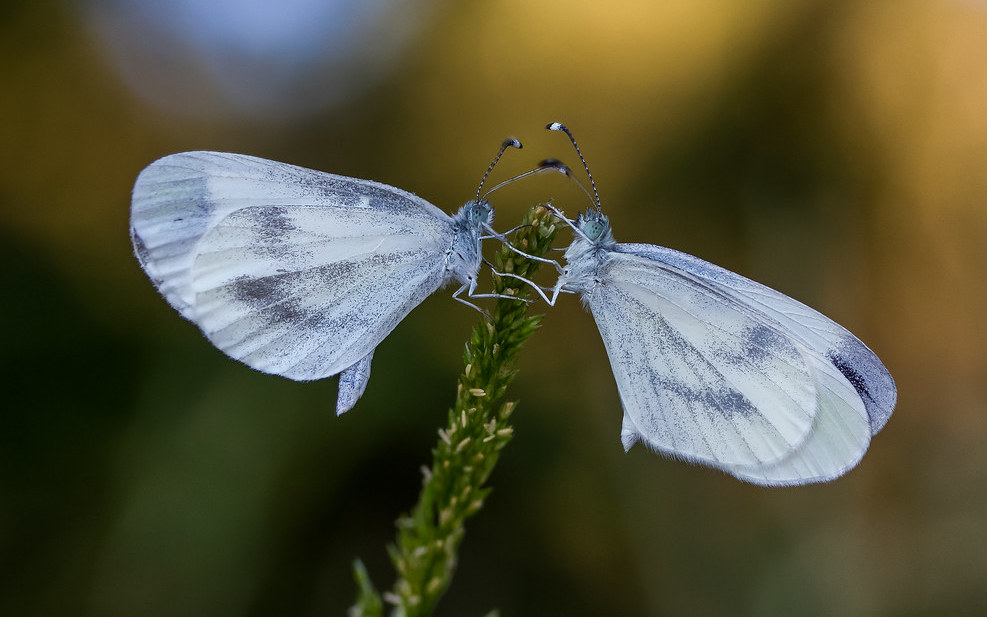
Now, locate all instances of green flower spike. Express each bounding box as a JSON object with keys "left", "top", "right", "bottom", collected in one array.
[{"left": 351, "top": 204, "right": 560, "bottom": 617}]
